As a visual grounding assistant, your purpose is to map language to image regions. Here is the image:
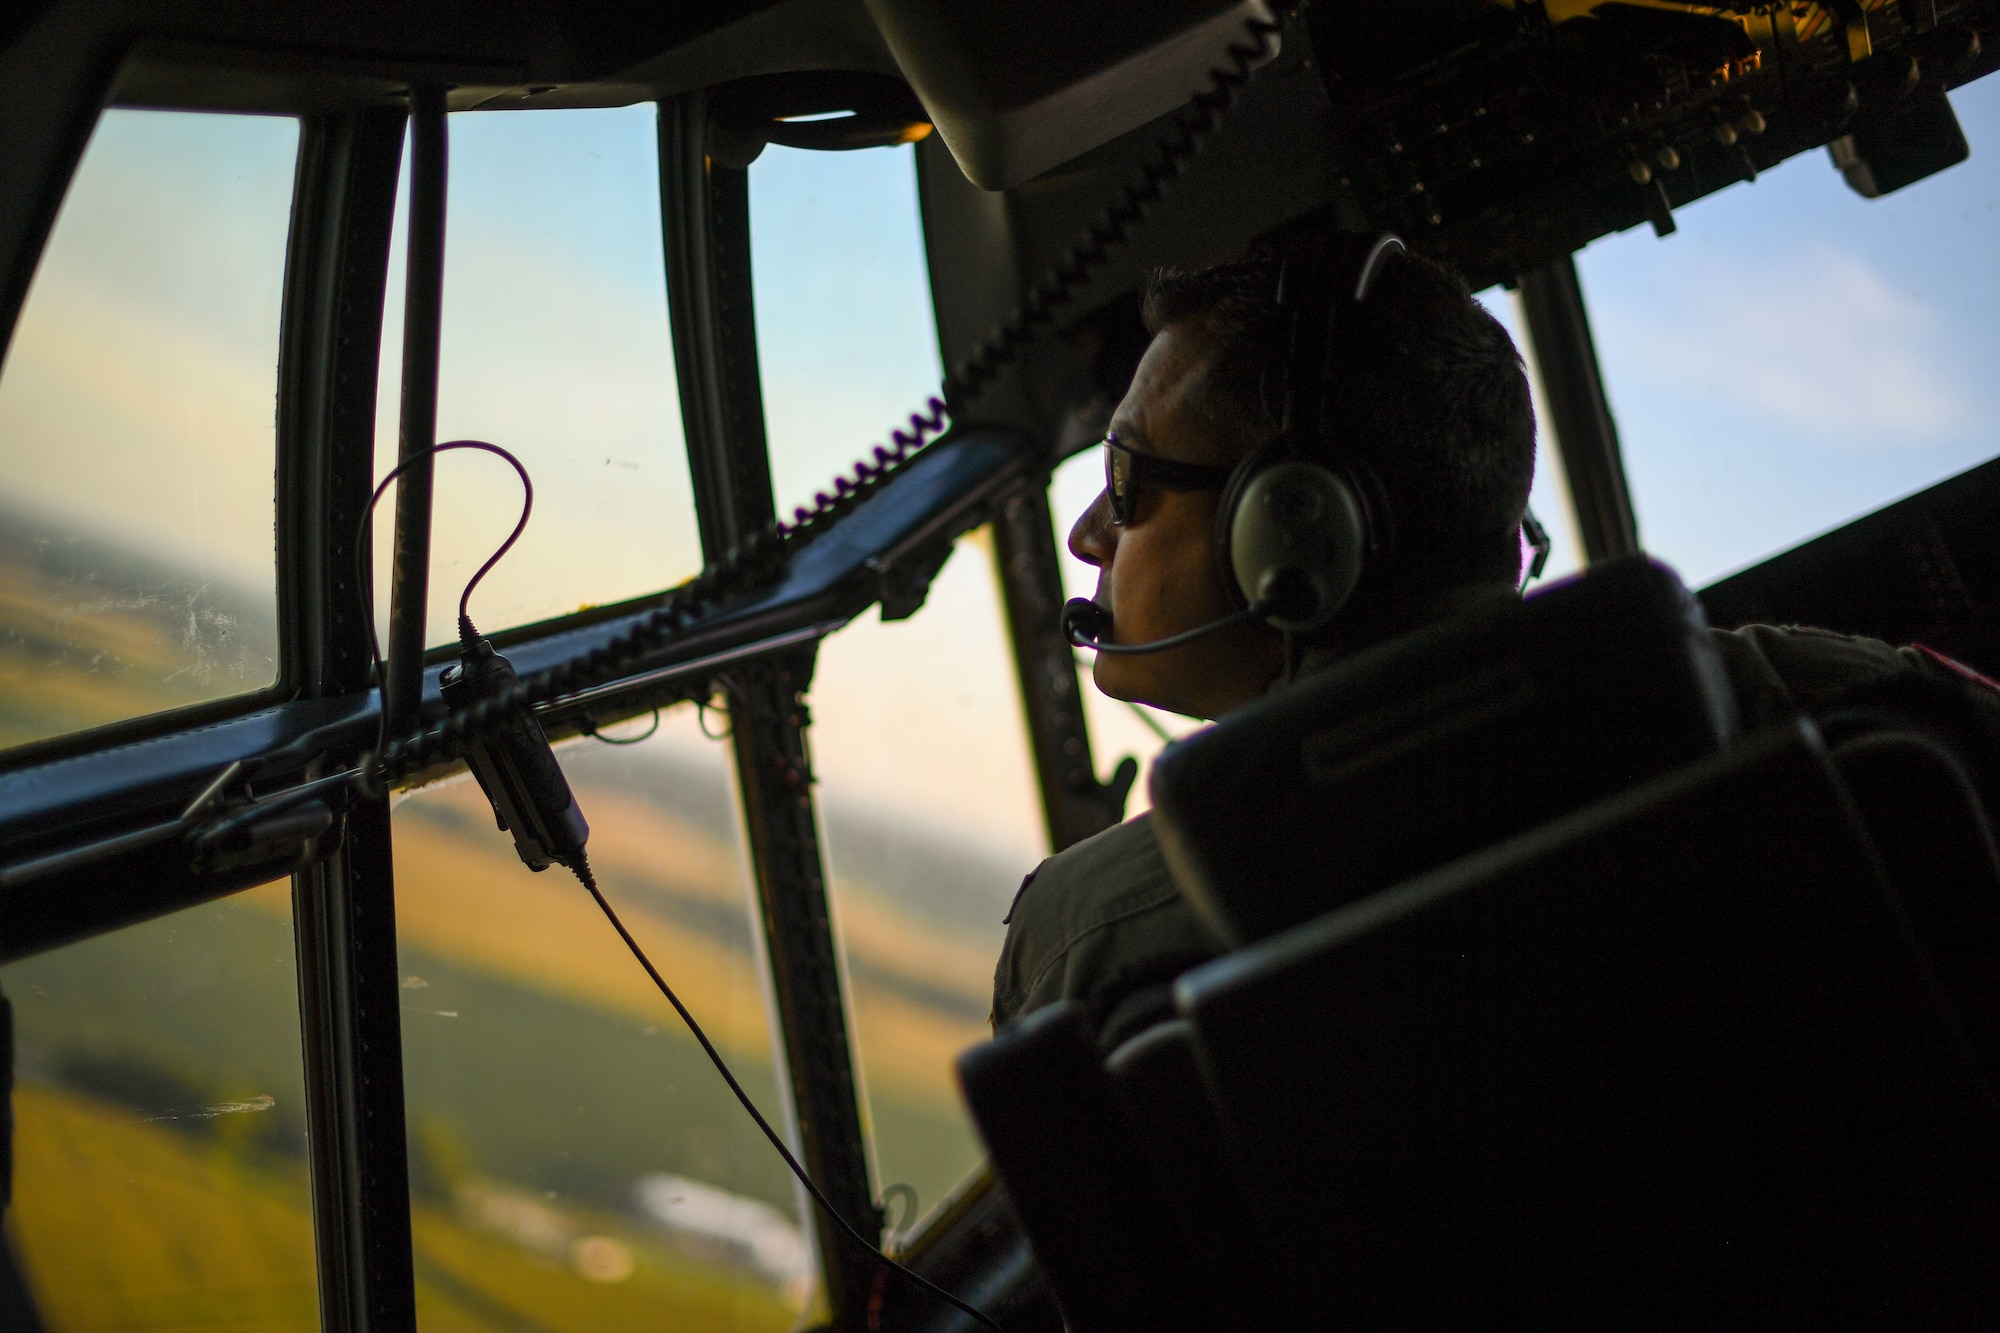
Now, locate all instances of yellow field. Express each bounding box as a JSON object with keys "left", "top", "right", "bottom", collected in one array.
[
  {"left": 10, "top": 1082, "right": 317, "bottom": 1332},
  {"left": 410, "top": 1201, "right": 803, "bottom": 1333},
  {"left": 8, "top": 1082, "right": 803, "bottom": 1333},
  {"left": 282, "top": 774, "right": 996, "bottom": 1112},
  {"left": 379, "top": 773, "right": 993, "bottom": 1203},
  {"left": 386, "top": 780, "right": 780, "bottom": 1062},
  {"left": 0, "top": 539, "right": 272, "bottom": 751}
]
